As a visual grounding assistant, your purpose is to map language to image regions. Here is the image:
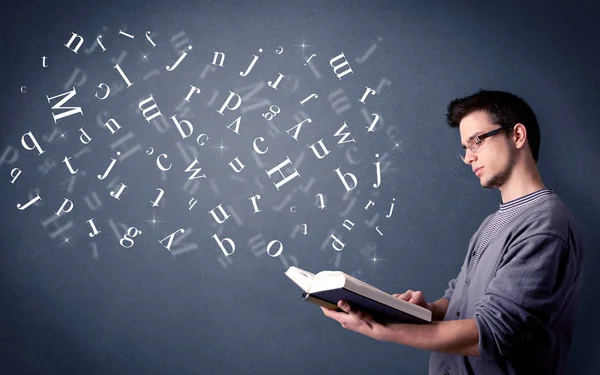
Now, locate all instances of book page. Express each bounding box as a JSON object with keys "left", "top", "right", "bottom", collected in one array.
[{"left": 285, "top": 266, "right": 315, "bottom": 292}]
